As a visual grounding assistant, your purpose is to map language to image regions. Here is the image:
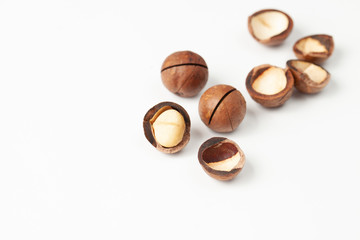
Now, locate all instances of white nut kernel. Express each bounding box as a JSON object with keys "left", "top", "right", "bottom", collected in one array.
[
  {"left": 296, "top": 38, "right": 327, "bottom": 55},
  {"left": 252, "top": 66, "right": 287, "bottom": 95},
  {"left": 292, "top": 60, "right": 327, "bottom": 83},
  {"left": 251, "top": 11, "right": 289, "bottom": 40},
  {"left": 152, "top": 109, "right": 185, "bottom": 148}
]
